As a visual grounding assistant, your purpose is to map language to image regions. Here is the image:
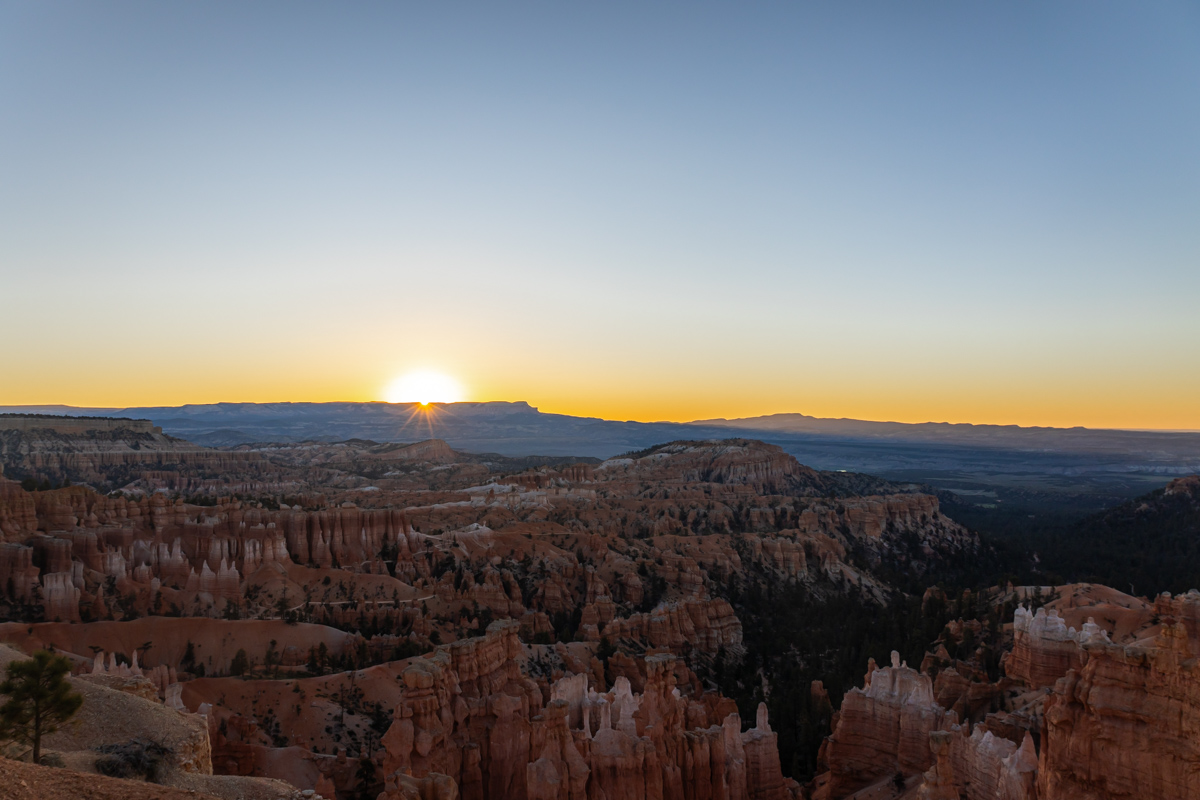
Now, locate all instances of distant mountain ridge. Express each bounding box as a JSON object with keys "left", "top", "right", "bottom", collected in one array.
[
  {"left": 696, "top": 411, "right": 1200, "bottom": 453},
  {"left": 0, "top": 401, "right": 692, "bottom": 457},
  {"left": 3, "top": 402, "right": 1199, "bottom": 491}
]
